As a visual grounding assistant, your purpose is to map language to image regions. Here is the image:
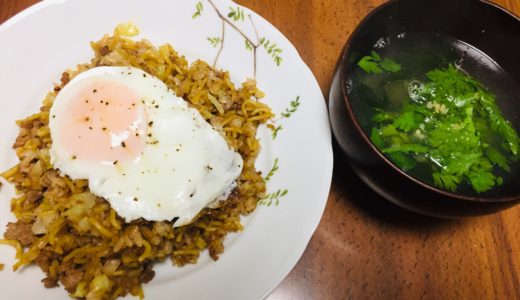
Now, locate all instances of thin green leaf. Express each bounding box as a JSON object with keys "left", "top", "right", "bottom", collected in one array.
[
  {"left": 433, "top": 172, "right": 460, "bottom": 191},
  {"left": 382, "top": 144, "right": 429, "bottom": 154},
  {"left": 357, "top": 51, "right": 401, "bottom": 74},
  {"left": 358, "top": 56, "right": 383, "bottom": 74},
  {"left": 380, "top": 58, "right": 402, "bottom": 73}
]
